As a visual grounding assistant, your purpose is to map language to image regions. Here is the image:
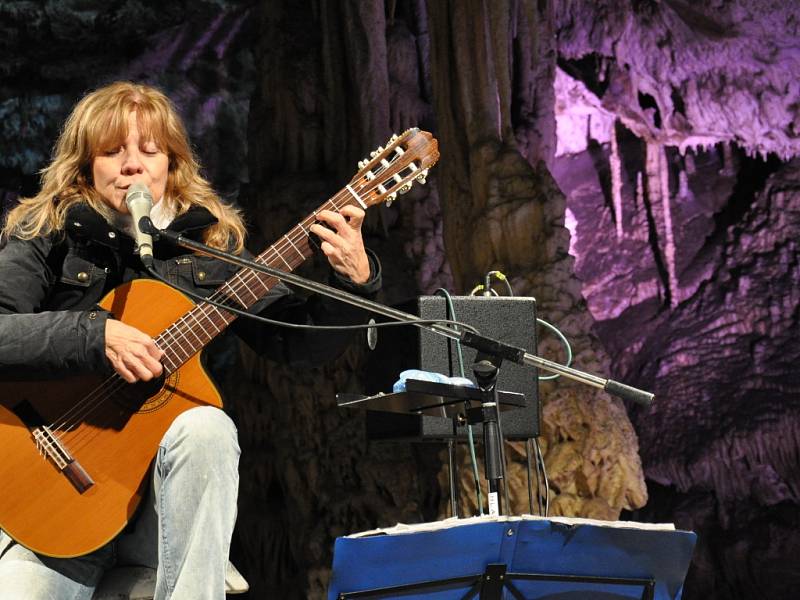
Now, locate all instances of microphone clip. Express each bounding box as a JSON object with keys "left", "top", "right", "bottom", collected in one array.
[{"left": 138, "top": 216, "right": 160, "bottom": 240}]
